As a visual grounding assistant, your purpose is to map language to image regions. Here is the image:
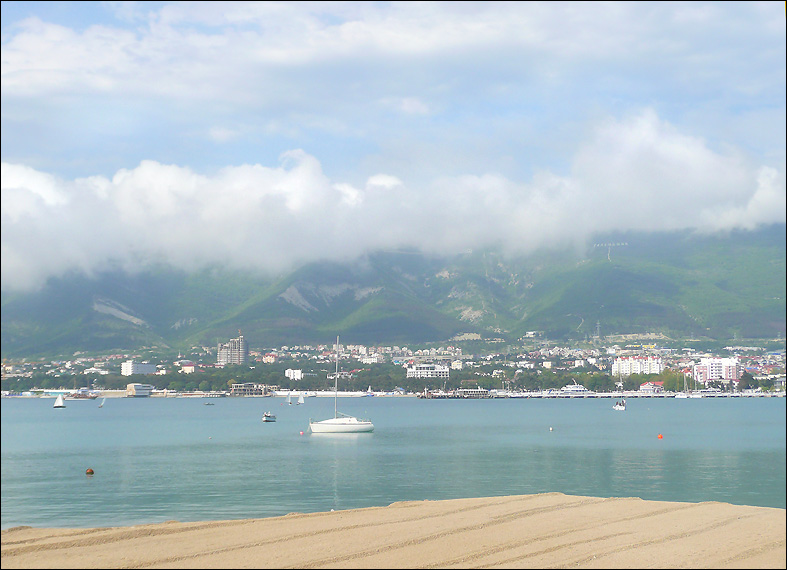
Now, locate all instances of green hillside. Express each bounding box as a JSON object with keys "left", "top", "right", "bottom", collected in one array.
[{"left": 1, "top": 225, "right": 784, "bottom": 358}]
